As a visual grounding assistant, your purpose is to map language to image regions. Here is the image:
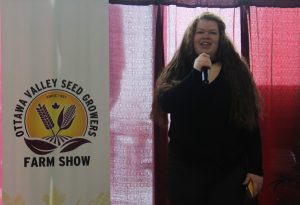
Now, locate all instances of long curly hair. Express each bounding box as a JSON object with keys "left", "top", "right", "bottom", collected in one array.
[{"left": 151, "top": 12, "right": 262, "bottom": 130}]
